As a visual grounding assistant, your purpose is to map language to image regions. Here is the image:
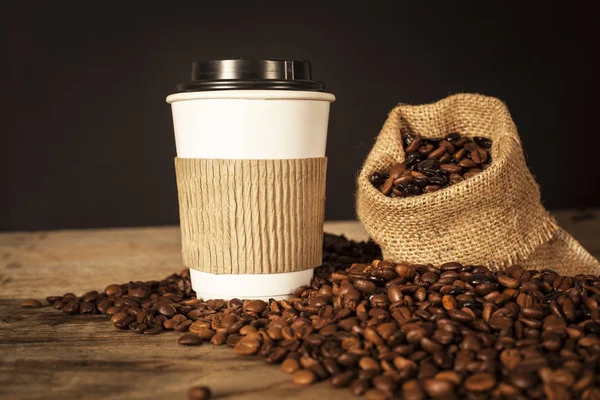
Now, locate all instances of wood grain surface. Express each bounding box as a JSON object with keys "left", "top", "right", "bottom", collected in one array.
[{"left": 1, "top": 211, "right": 598, "bottom": 399}]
